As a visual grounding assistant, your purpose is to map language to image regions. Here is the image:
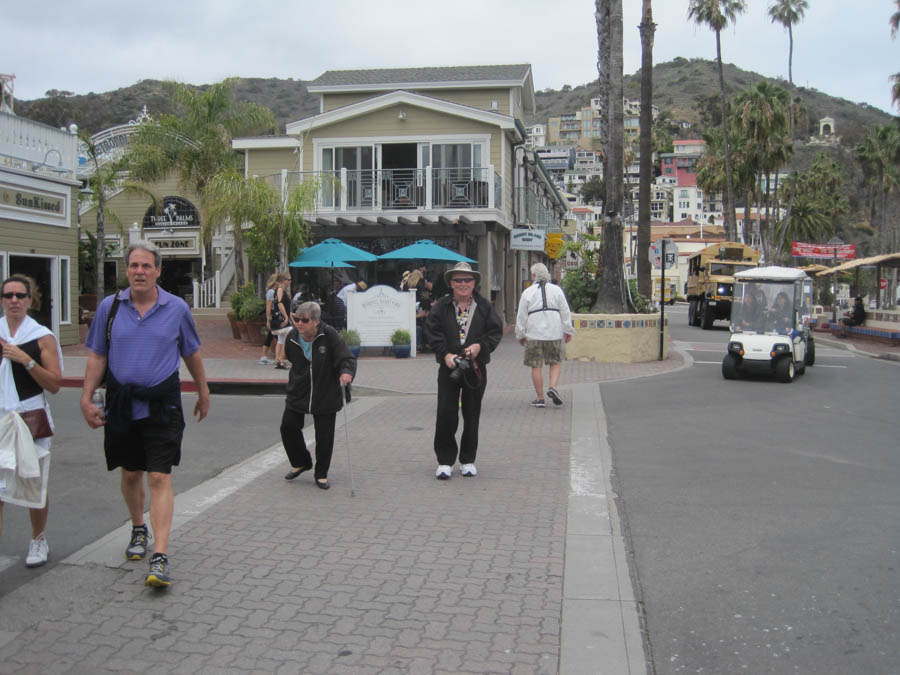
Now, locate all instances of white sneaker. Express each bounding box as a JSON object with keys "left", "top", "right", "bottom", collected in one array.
[
  {"left": 460, "top": 463, "right": 477, "bottom": 477},
  {"left": 435, "top": 465, "right": 452, "bottom": 480},
  {"left": 26, "top": 535, "right": 49, "bottom": 568}
]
